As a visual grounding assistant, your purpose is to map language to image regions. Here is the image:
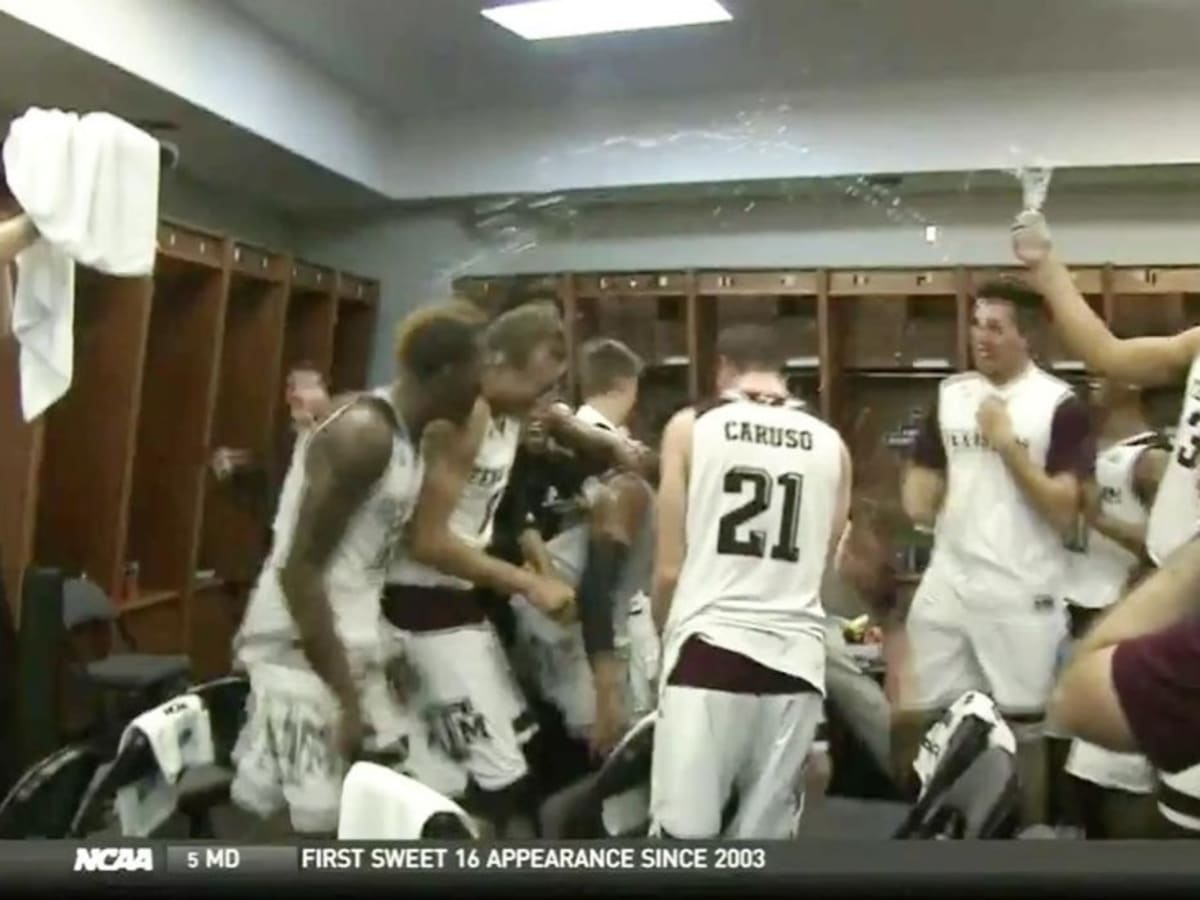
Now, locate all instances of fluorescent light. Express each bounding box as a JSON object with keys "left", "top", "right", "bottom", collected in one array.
[{"left": 481, "top": 0, "right": 732, "bottom": 41}]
